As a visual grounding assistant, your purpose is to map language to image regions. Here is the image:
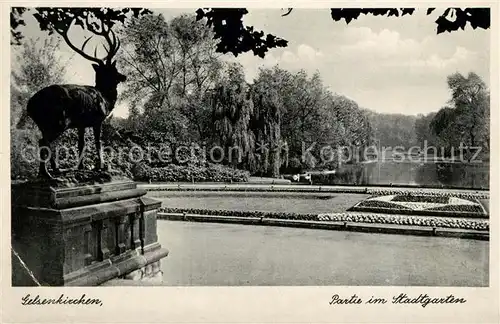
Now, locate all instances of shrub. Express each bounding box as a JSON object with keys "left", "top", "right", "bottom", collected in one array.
[
  {"left": 132, "top": 163, "right": 249, "bottom": 183},
  {"left": 10, "top": 128, "right": 38, "bottom": 180}
]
